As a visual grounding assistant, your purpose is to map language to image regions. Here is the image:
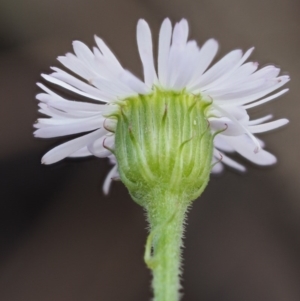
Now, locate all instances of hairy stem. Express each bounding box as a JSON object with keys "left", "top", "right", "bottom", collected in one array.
[{"left": 145, "top": 193, "right": 188, "bottom": 301}]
